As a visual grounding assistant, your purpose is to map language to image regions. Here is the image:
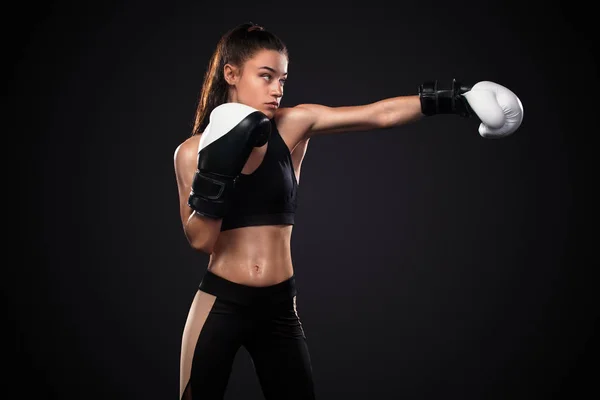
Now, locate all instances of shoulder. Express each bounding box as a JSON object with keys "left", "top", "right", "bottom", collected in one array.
[
  {"left": 173, "top": 134, "right": 201, "bottom": 172},
  {"left": 274, "top": 106, "right": 316, "bottom": 149},
  {"left": 274, "top": 105, "right": 316, "bottom": 127}
]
